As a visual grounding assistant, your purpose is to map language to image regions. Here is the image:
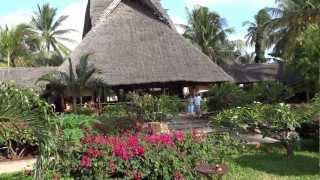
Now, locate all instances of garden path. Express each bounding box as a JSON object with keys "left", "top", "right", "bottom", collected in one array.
[{"left": 0, "top": 158, "right": 35, "bottom": 174}]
